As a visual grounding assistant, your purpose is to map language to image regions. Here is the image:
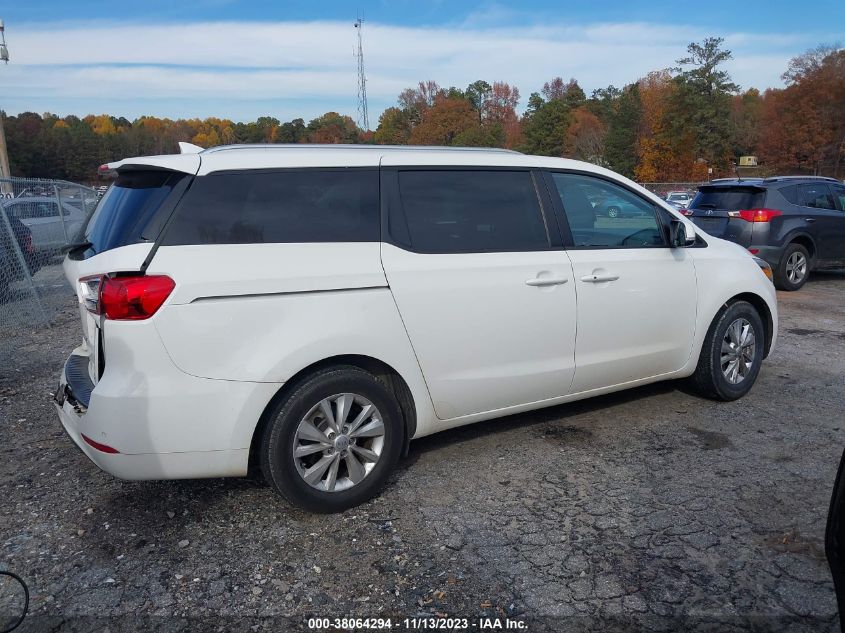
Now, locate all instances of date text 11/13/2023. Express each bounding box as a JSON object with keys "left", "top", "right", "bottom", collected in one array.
[{"left": 306, "top": 617, "right": 528, "bottom": 630}]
